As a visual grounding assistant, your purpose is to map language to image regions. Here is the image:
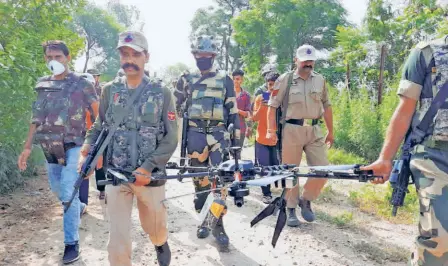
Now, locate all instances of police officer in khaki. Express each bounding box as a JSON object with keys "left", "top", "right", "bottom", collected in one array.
[
  {"left": 81, "top": 31, "right": 177, "bottom": 266},
  {"left": 266, "top": 44, "right": 334, "bottom": 227}
]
